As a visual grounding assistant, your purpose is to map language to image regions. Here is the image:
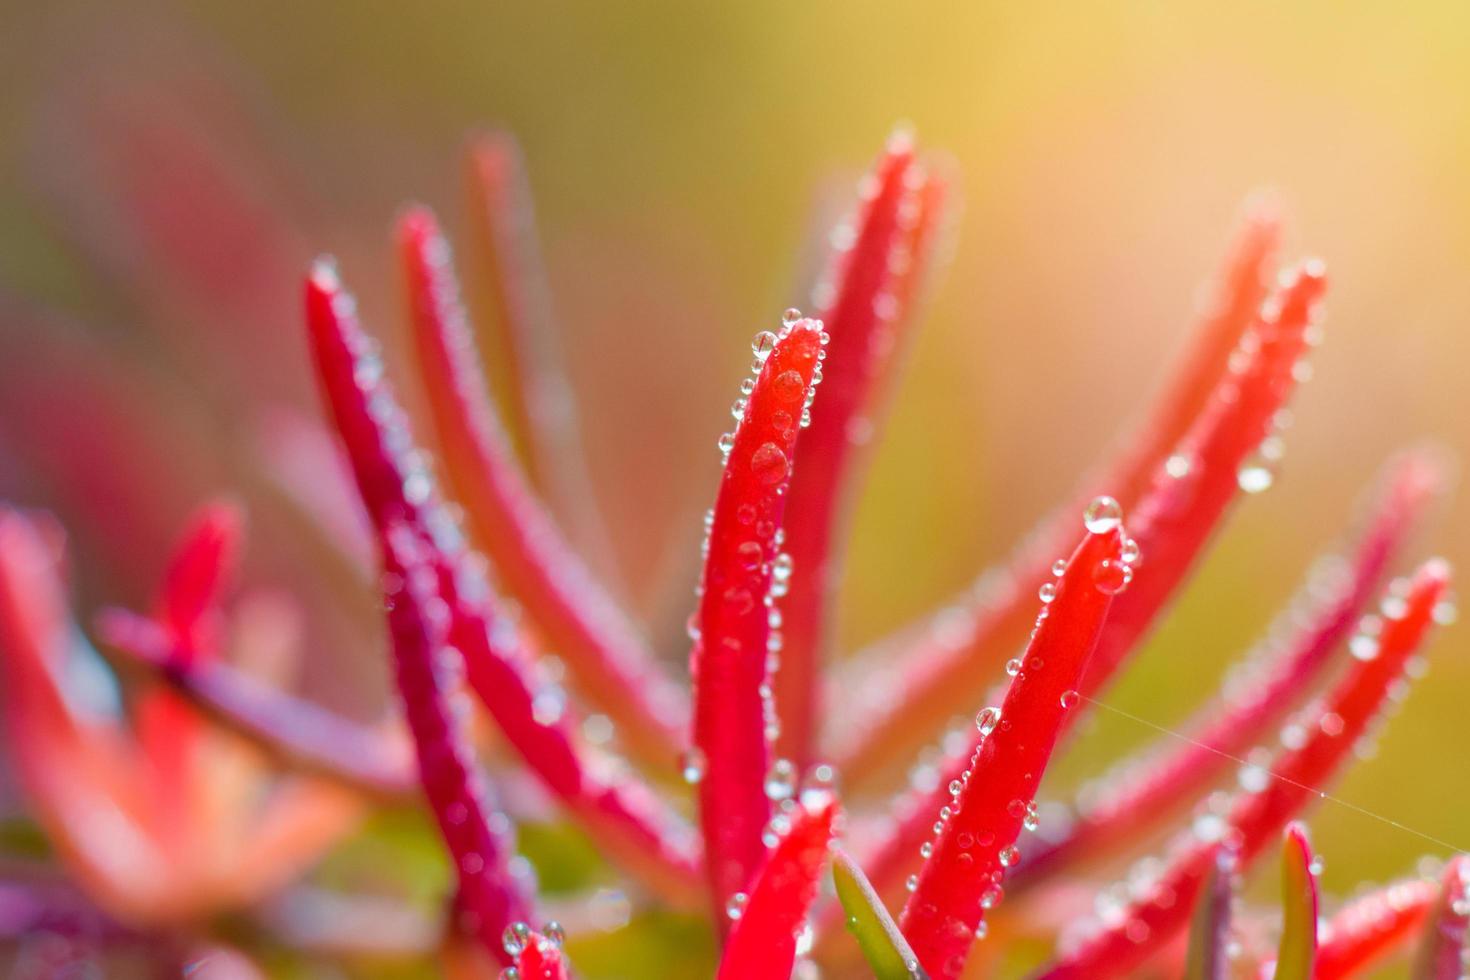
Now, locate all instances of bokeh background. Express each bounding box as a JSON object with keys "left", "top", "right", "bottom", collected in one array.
[{"left": 1, "top": 2, "right": 1469, "bottom": 976}]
